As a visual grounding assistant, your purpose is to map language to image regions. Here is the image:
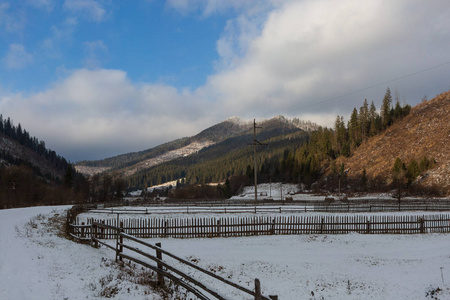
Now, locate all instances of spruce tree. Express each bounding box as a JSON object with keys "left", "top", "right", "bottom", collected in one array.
[
  {"left": 359, "top": 99, "right": 369, "bottom": 141},
  {"left": 381, "top": 87, "right": 393, "bottom": 129}
]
